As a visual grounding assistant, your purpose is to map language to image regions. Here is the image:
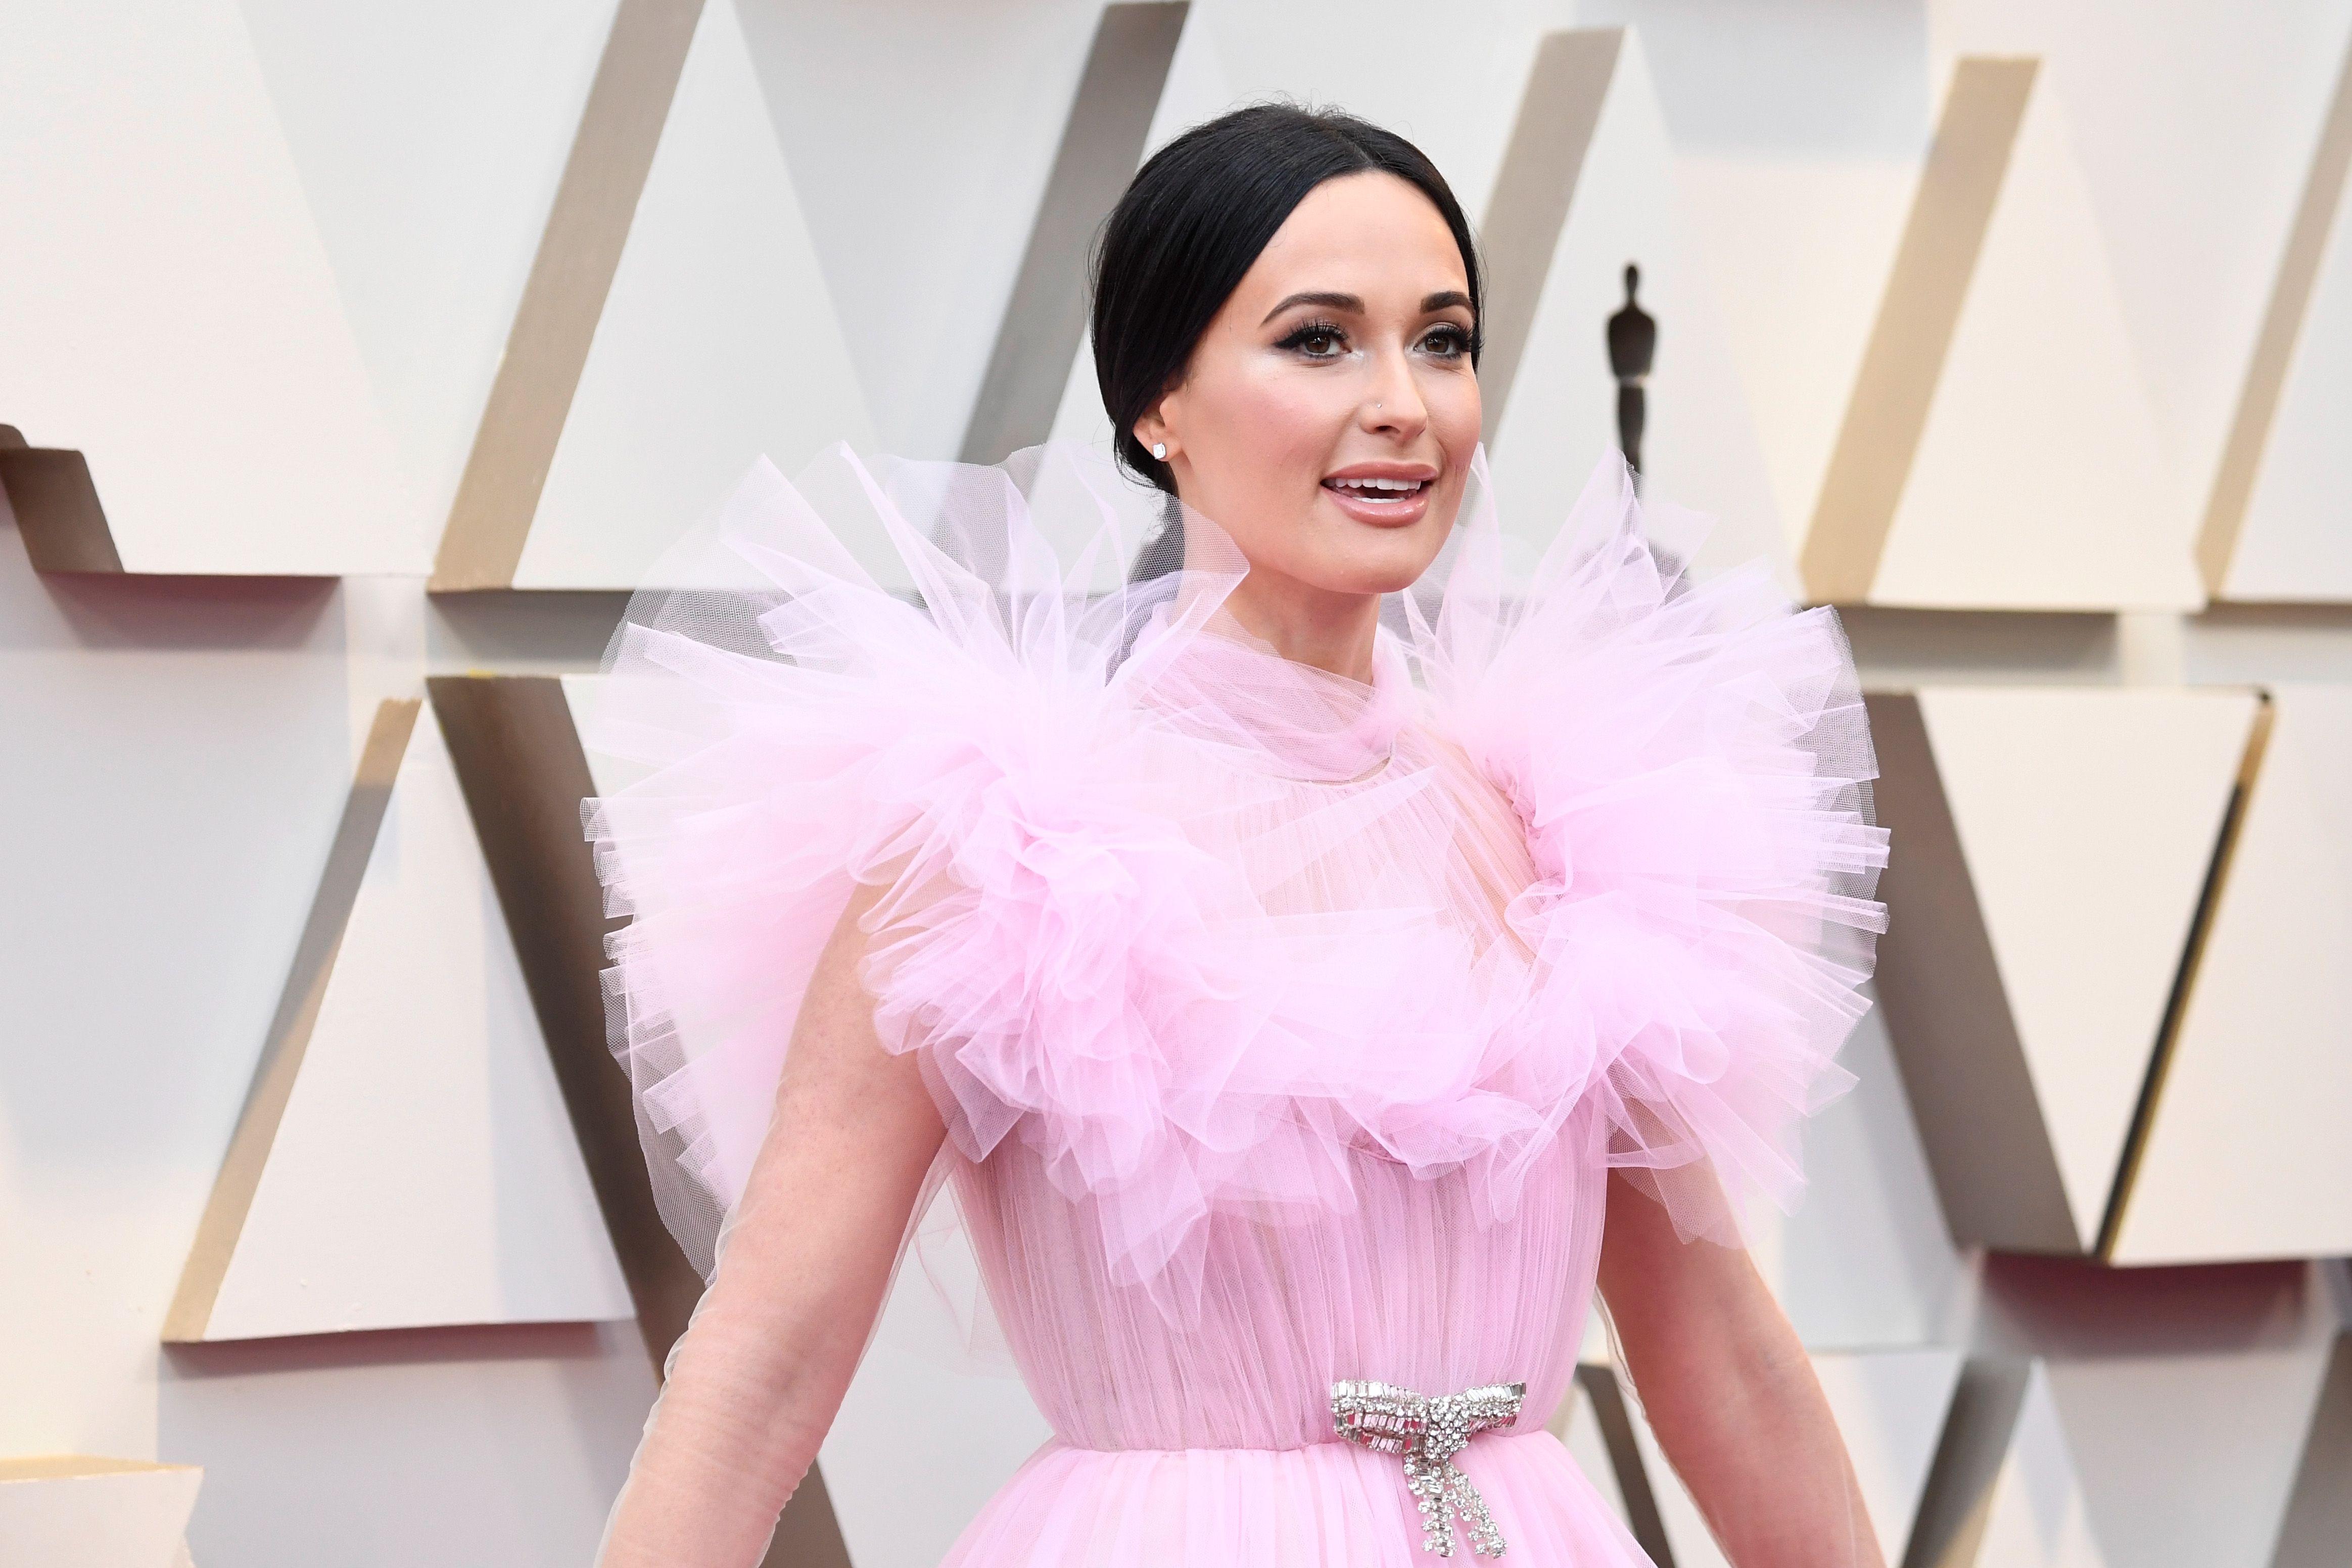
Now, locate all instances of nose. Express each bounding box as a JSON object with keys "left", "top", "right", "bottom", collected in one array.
[{"left": 1359, "top": 344, "right": 1428, "bottom": 442}]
